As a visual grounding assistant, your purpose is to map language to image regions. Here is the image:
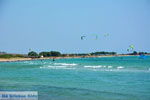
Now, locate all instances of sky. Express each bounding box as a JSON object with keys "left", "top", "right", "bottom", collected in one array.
[{"left": 0, "top": 0, "right": 150, "bottom": 54}]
